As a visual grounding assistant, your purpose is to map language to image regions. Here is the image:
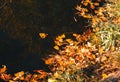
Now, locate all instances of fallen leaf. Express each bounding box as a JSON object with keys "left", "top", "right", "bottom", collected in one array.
[
  {"left": 54, "top": 46, "right": 59, "bottom": 50},
  {"left": 0, "top": 65, "right": 7, "bottom": 74},
  {"left": 102, "top": 73, "right": 108, "bottom": 79},
  {"left": 39, "top": 33, "right": 48, "bottom": 39}
]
